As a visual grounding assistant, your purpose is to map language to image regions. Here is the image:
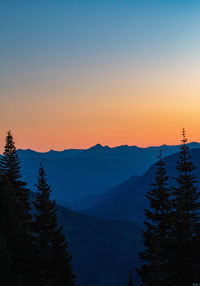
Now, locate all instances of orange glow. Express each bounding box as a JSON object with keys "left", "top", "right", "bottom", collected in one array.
[{"left": 1, "top": 63, "right": 200, "bottom": 153}]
